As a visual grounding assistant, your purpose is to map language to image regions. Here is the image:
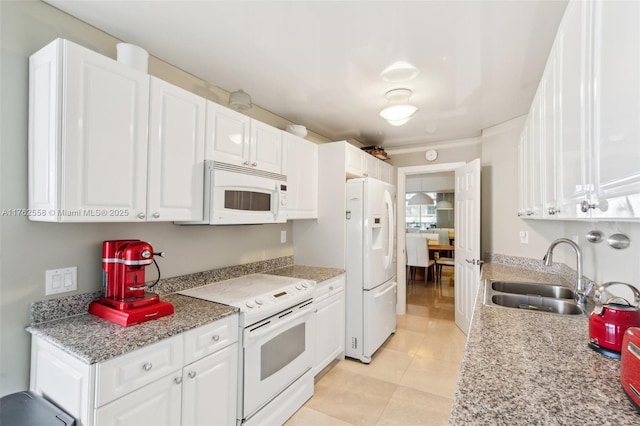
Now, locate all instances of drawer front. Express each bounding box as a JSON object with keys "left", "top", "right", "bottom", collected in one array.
[
  {"left": 96, "top": 334, "right": 183, "bottom": 407},
  {"left": 315, "top": 275, "right": 345, "bottom": 299},
  {"left": 184, "top": 314, "right": 239, "bottom": 364}
]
